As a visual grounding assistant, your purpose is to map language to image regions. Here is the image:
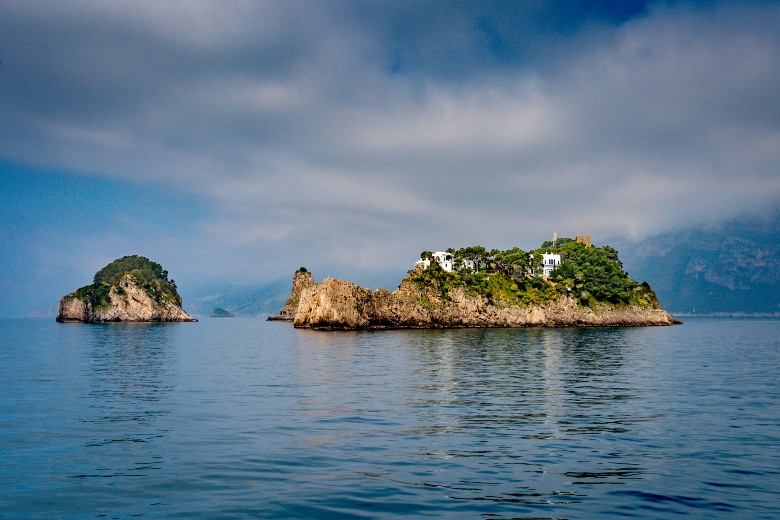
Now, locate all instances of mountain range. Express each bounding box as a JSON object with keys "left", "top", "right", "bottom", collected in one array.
[
  {"left": 613, "top": 214, "right": 779, "bottom": 315},
  {"left": 183, "top": 277, "right": 292, "bottom": 317}
]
